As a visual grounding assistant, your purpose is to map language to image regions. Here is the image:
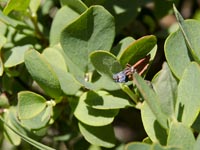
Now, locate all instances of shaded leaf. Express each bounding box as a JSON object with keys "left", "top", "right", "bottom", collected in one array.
[
  {"left": 167, "top": 122, "right": 195, "bottom": 150},
  {"left": 74, "top": 92, "right": 118, "bottom": 126},
  {"left": 42, "top": 47, "right": 81, "bottom": 95},
  {"left": 84, "top": 91, "right": 132, "bottom": 109},
  {"left": 4, "top": 45, "right": 32, "bottom": 68},
  {"left": 193, "top": 134, "right": 200, "bottom": 150},
  {"left": 60, "top": 5, "right": 115, "bottom": 72},
  {"left": 141, "top": 102, "right": 167, "bottom": 145},
  {"left": 20, "top": 105, "right": 52, "bottom": 130},
  {"left": 17, "top": 91, "right": 46, "bottom": 120},
  {"left": 0, "top": 110, "right": 56, "bottom": 150},
  {"left": 175, "top": 62, "right": 200, "bottom": 126},
  {"left": 3, "top": 108, "right": 21, "bottom": 146},
  {"left": 119, "top": 35, "right": 157, "bottom": 67},
  {"left": 111, "top": 36, "right": 135, "bottom": 57},
  {"left": 152, "top": 62, "right": 177, "bottom": 117},
  {"left": 49, "top": 6, "right": 81, "bottom": 46},
  {"left": 173, "top": 5, "right": 200, "bottom": 63},
  {"left": 90, "top": 50, "right": 122, "bottom": 78},
  {"left": 165, "top": 16, "right": 200, "bottom": 79},
  {"left": 79, "top": 122, "right": 115, "bottom": 148},
  {"left": 24, "top": 49, "right": 62, "bottom": 98},
  {"left": 134, "top": 73, "right": 168, "bottom": 129}
]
